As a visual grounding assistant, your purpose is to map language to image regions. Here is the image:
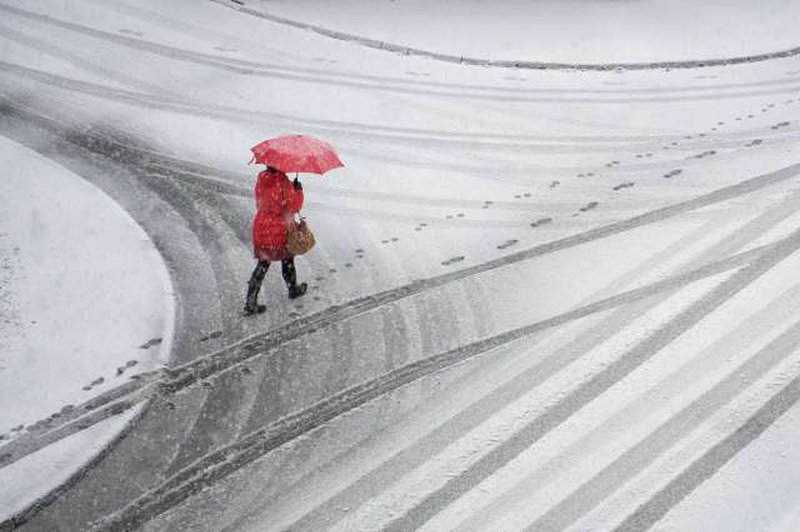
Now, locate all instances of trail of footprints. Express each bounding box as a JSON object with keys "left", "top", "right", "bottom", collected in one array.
[
  {"left": 1, "top": 355, "right": 145, "bottom": 443},
  {"left": 283, "top": 90, "right": 798, "bottom": 310}
]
